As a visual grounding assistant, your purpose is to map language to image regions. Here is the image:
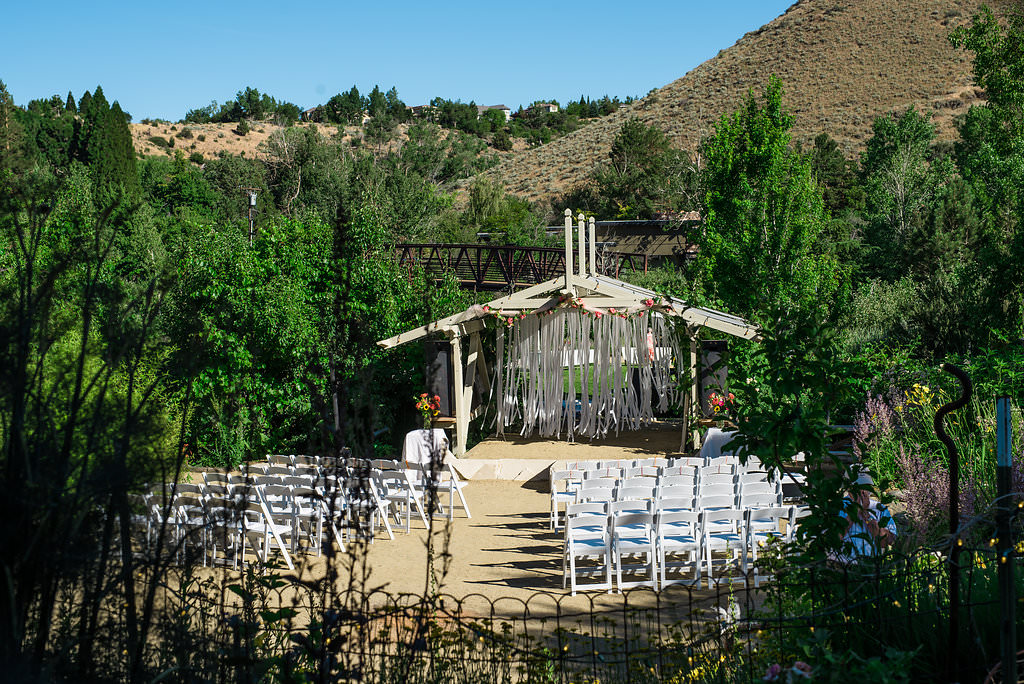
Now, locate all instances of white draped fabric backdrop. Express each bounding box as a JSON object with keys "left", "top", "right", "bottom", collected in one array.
[{"left": 494, "top": 309, "right": 685, "bottom": 440}]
